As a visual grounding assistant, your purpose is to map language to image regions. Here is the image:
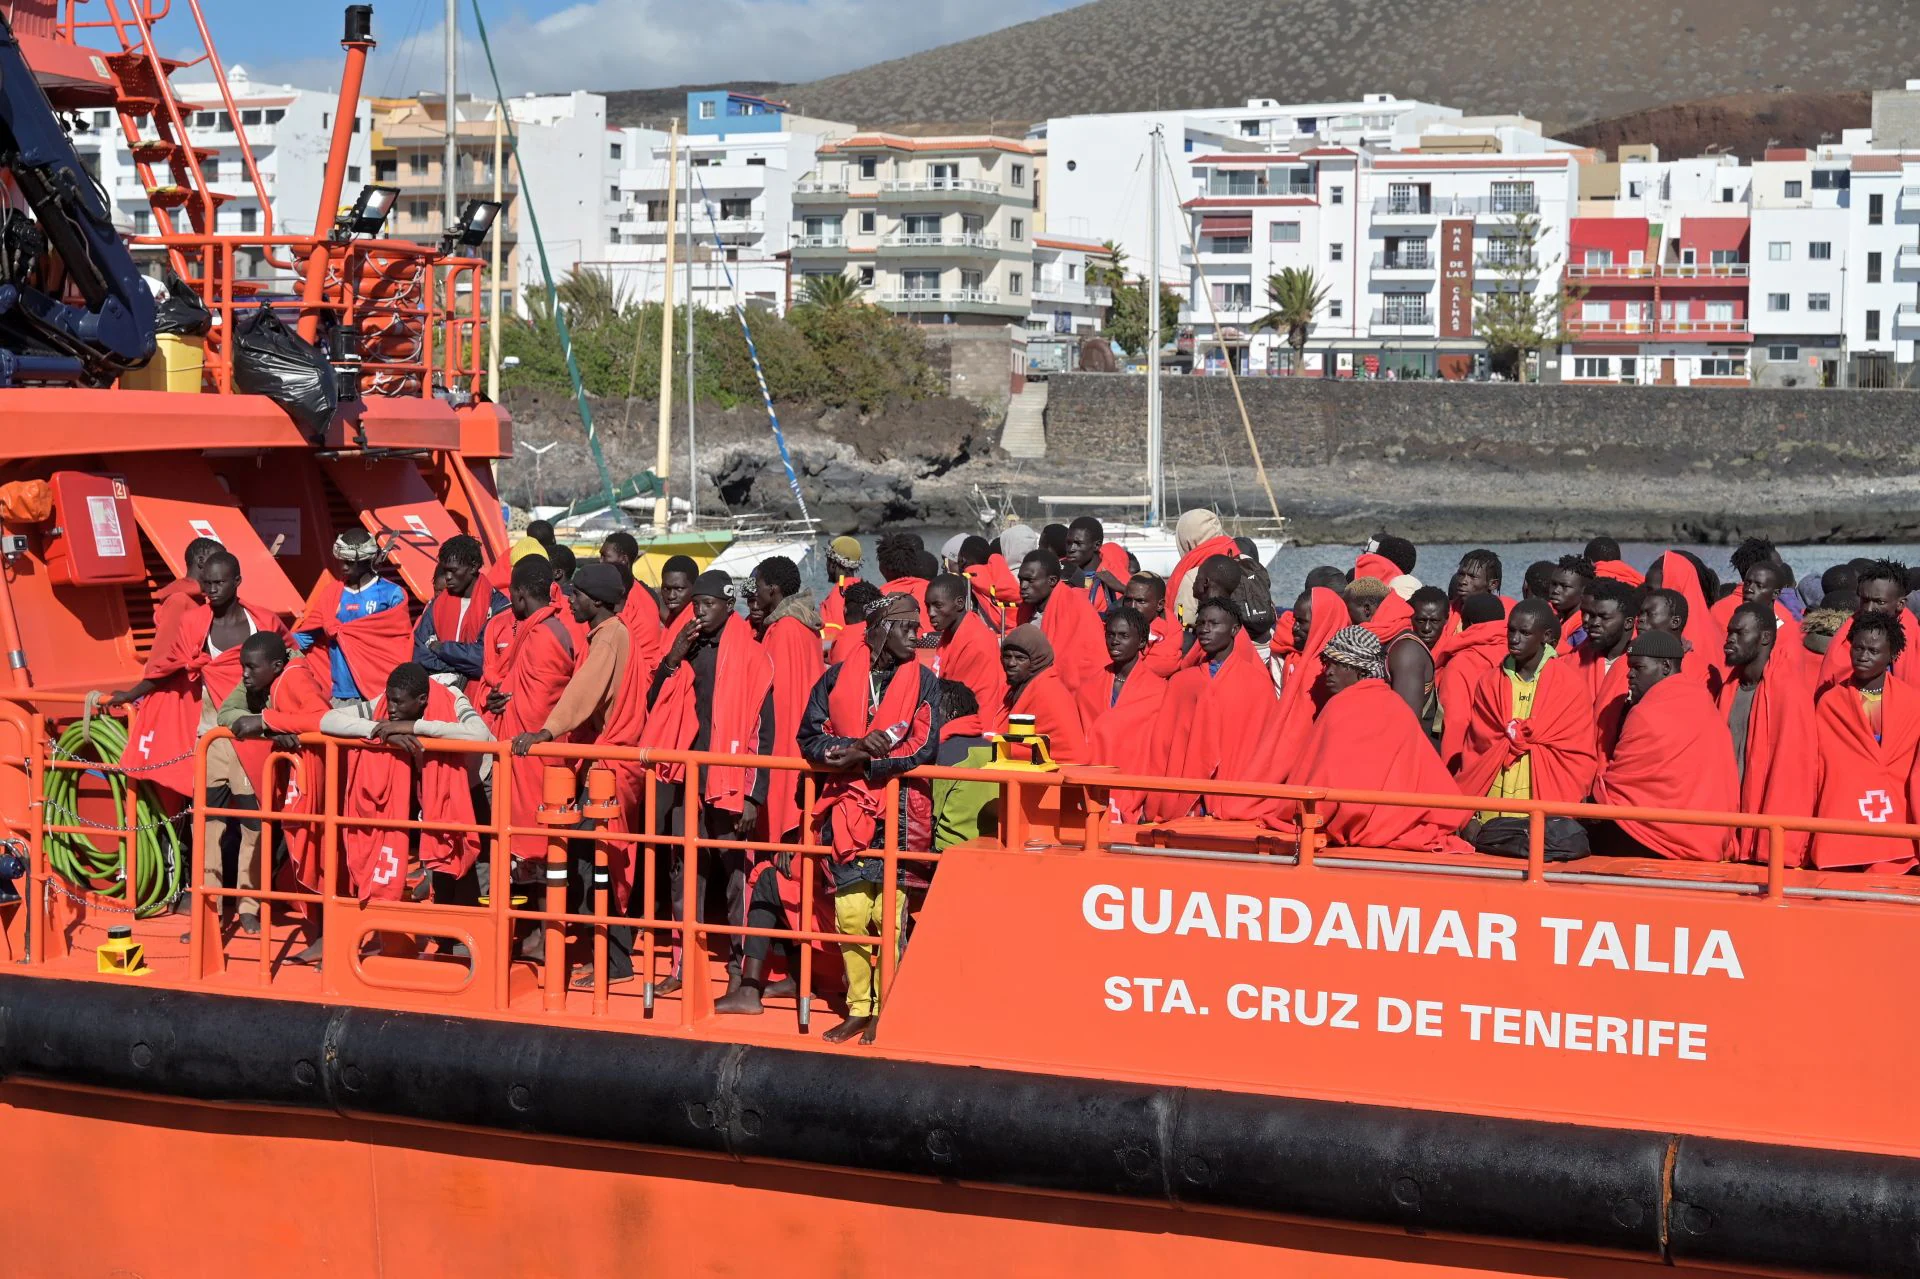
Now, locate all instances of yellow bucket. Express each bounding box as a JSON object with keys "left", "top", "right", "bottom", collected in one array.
[{"left": 122, "top": 332, "right": 205, "bottom": 393}]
